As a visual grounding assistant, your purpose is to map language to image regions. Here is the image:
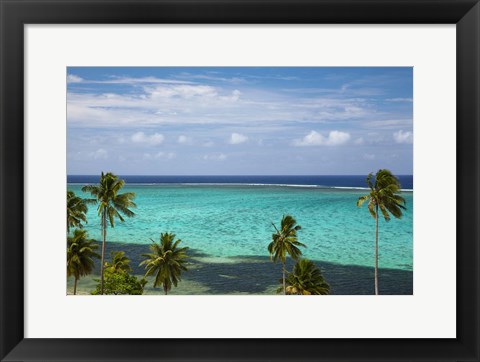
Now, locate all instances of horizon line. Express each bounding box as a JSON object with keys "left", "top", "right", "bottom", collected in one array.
[{"left": 67, "top": 174, "right": 413, "bottom": 177}]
